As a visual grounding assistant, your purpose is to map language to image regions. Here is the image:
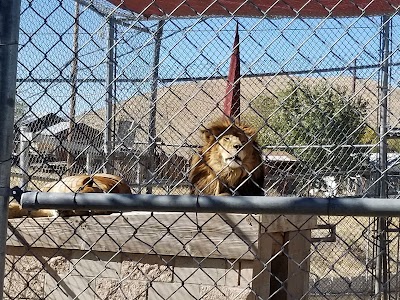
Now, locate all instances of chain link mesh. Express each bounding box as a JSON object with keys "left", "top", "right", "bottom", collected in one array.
[{"left": 5, "top": 0, "right": 400, "bottom": 299}]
